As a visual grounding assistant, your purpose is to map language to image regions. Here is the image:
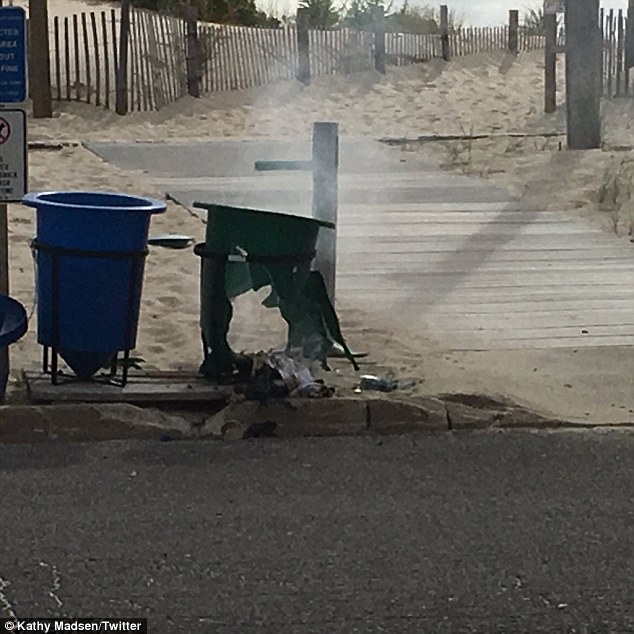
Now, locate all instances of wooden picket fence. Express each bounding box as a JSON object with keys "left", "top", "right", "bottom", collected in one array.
[
  {"left": 601, "top": 7, "right": 630, "bottom": 97},
  {"left": 48, "top": 8, "right": 549, "bottom": 113},
  {"left": 50, "top": 8, "right": 188, "bottom": 111}
]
